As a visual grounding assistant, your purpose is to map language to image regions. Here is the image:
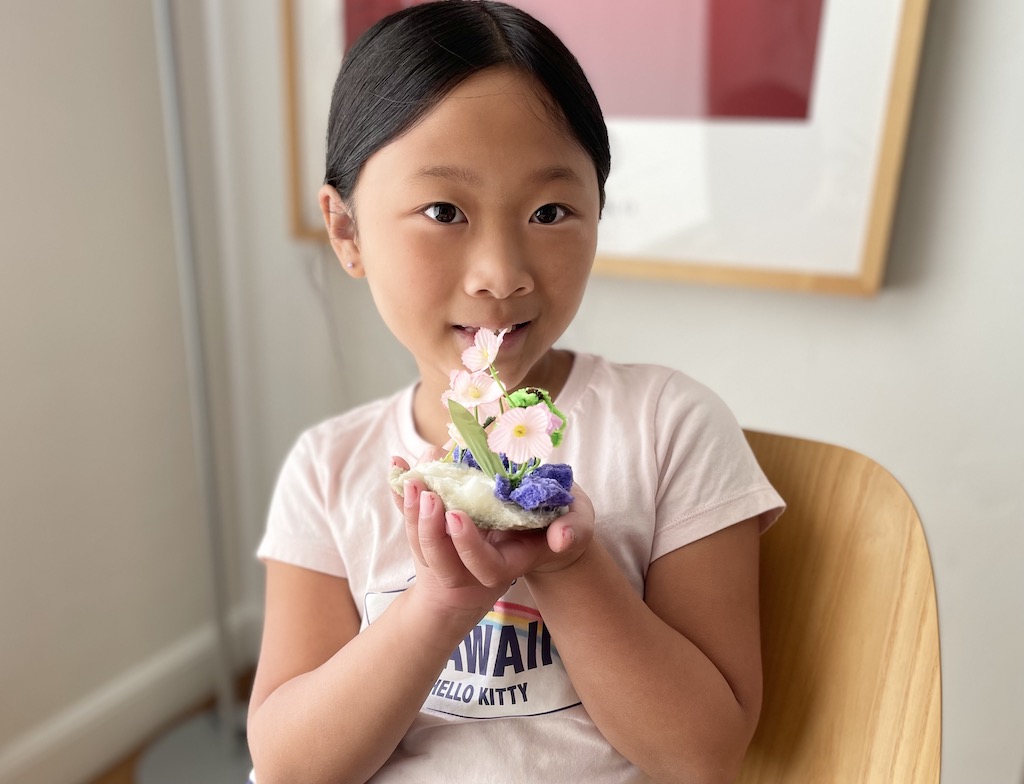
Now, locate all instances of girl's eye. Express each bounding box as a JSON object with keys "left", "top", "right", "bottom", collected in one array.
[
  {"left": 531, "top": 204, "right": 569, "bottom": 225},
  {"left": 423, "top": 203, "right": 466, "bottom": 224}
]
